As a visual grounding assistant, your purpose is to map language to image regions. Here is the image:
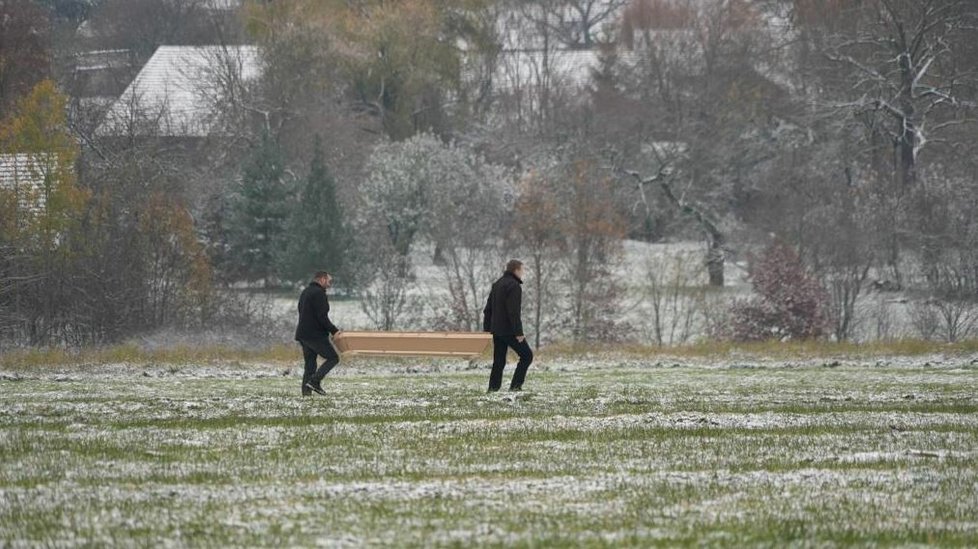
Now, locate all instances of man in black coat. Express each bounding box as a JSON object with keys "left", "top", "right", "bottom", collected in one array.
[
  {"left": 483, "top": 259, "right": 534, "bottom": 392},
  {"left": 295, "top": 271, "right": 342, "bottom": 396}
]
